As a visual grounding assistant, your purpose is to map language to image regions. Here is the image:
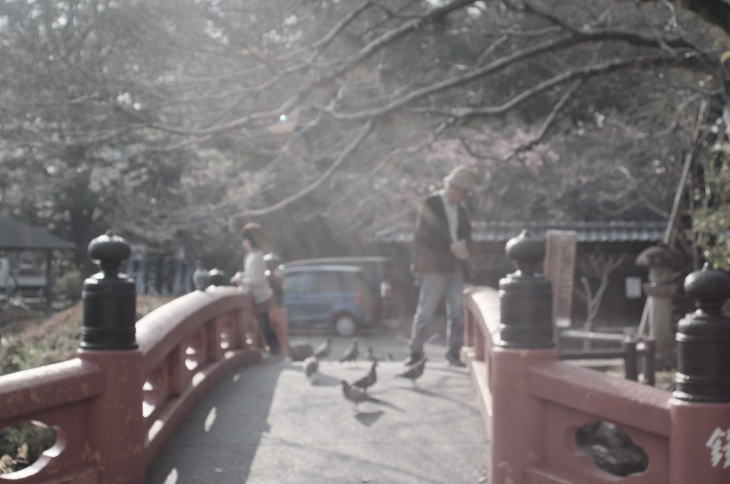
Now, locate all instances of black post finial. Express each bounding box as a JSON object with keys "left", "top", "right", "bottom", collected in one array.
[
  {"left": 88, "top": 230, "right": 132, "bottom": 278},
  {"left": 207, "top": 268, "right": 227, "bottom": 286},
  {"left": 673, "top": 264, "right": 730, "bottom": 402},
  {"left": 497, "top": 229, "right": 554, "bottom": 348},
  {"left": 81, "top": 231, "right": 137, "bottom": 350},
  {"left": 505, "top": 229, "right": 545, "bottom": 276}
]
